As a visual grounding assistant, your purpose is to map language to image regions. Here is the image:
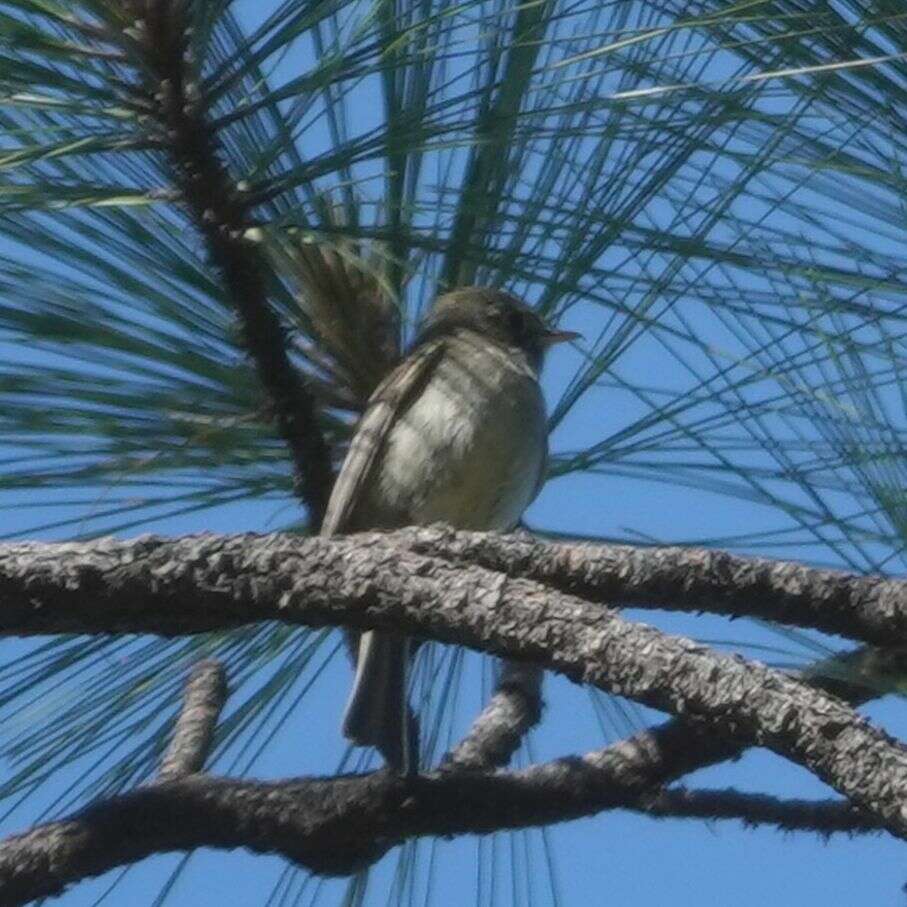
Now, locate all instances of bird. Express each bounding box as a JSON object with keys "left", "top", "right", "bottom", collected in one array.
[{"left": 320, "top": 286, "right": 578, "bottom": 772}]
